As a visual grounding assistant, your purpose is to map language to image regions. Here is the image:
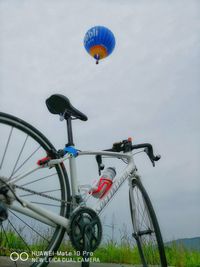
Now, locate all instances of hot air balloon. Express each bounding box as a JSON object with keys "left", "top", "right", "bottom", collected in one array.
[{"left": 84, "top": 26, "right": 116, "bottom": 64}]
